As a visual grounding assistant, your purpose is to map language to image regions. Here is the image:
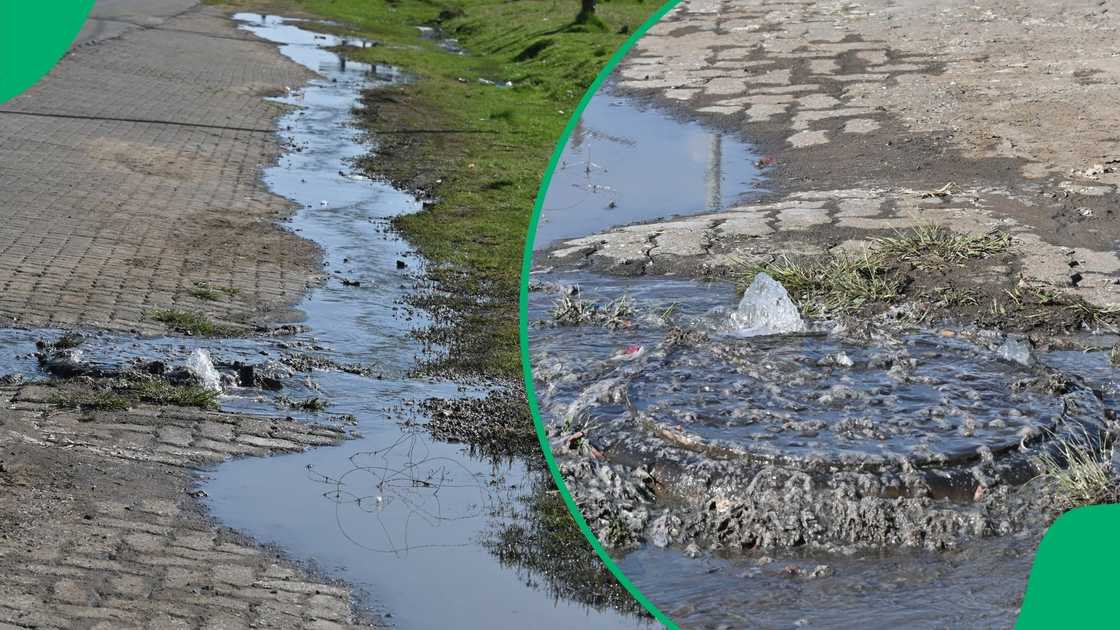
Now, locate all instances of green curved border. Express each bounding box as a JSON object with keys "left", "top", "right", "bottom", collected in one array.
[
  {"left": 0, "top": 2, "right": 94, "bottom": 105},
  {"left": 517, "top": 1, "right": 683, "bottom": 627}
]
